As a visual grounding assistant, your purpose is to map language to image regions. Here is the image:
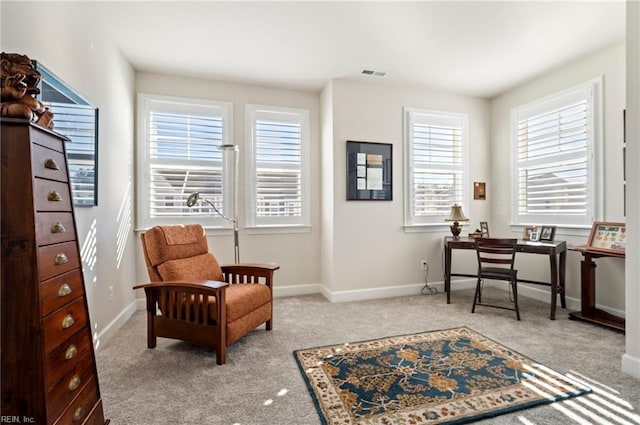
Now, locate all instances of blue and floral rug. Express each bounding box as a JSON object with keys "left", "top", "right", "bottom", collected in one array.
[{"left": 294, "top": 327, "right": 591, "bottom": 425}]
